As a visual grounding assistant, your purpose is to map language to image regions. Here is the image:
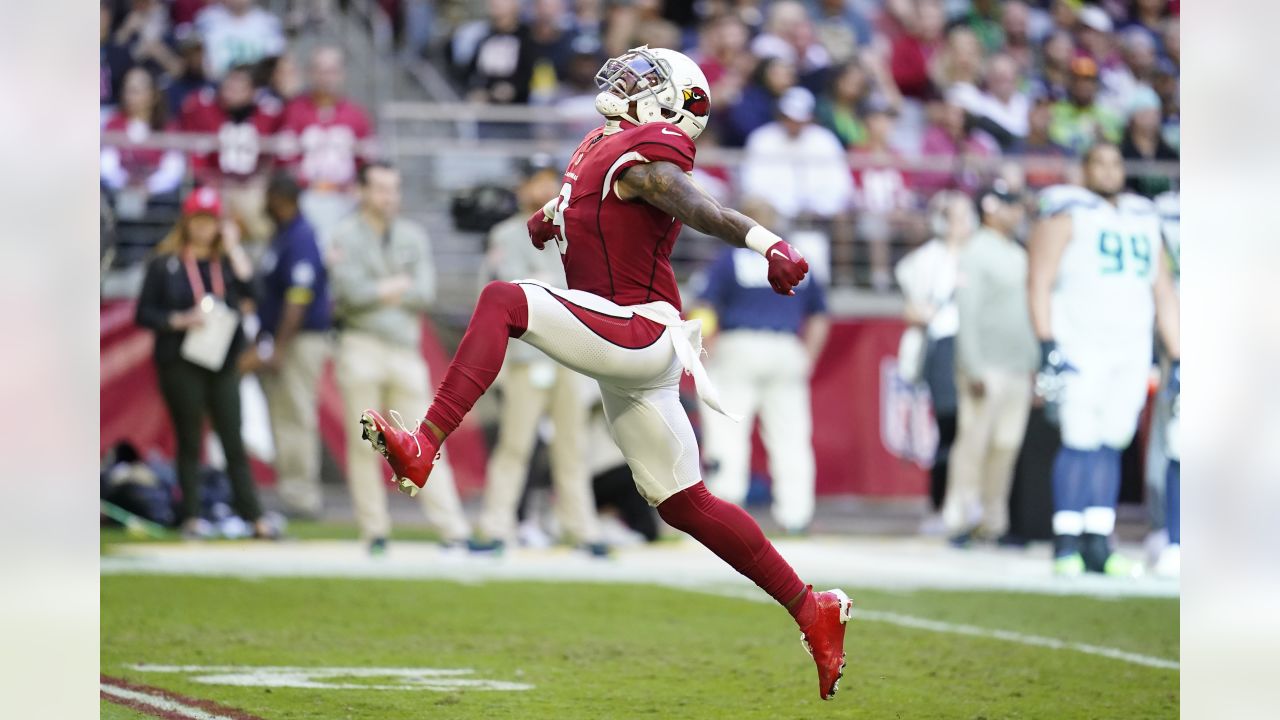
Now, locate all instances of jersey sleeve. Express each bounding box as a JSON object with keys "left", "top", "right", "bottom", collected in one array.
[
  {"left": 1037, "top": 184, "right": 1098, "bottom": 218},
  {"left": 618, "top": 122, "right": 697, "bottom": 173}
]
